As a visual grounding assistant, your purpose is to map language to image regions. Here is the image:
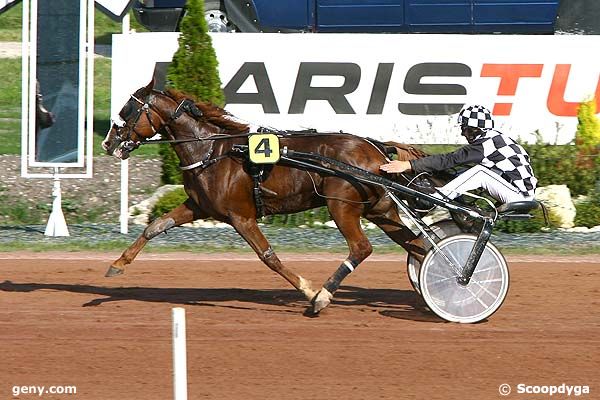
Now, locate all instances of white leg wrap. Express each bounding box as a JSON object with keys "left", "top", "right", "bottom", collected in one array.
[{"left": 343, "top": 260, "right": 355, "bottom": 272}]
